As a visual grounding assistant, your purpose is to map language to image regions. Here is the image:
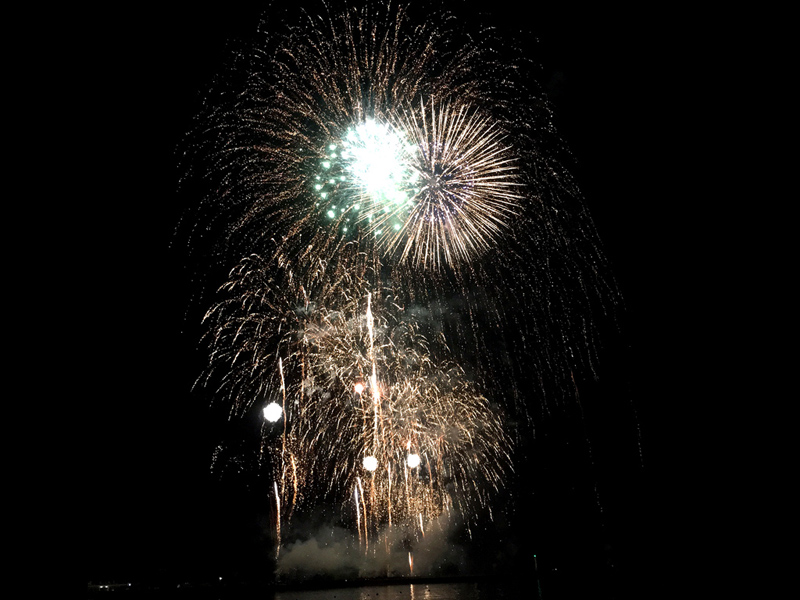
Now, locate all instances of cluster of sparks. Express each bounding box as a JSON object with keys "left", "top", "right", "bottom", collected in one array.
[
  {"left": 201, "top": 254, "right": 511, "bottom": 554},
  {"left": 183, "top": 1, "right": 532, "bottom": 272},
  {"left": 311, "top": 102, "right": 522, "bottom": 268},
  {"left": 185, "top": 0, "right": 617, "bottom": 573},
  {"left": 314, "top": 120, "right": 419, "bottom": 240}
]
